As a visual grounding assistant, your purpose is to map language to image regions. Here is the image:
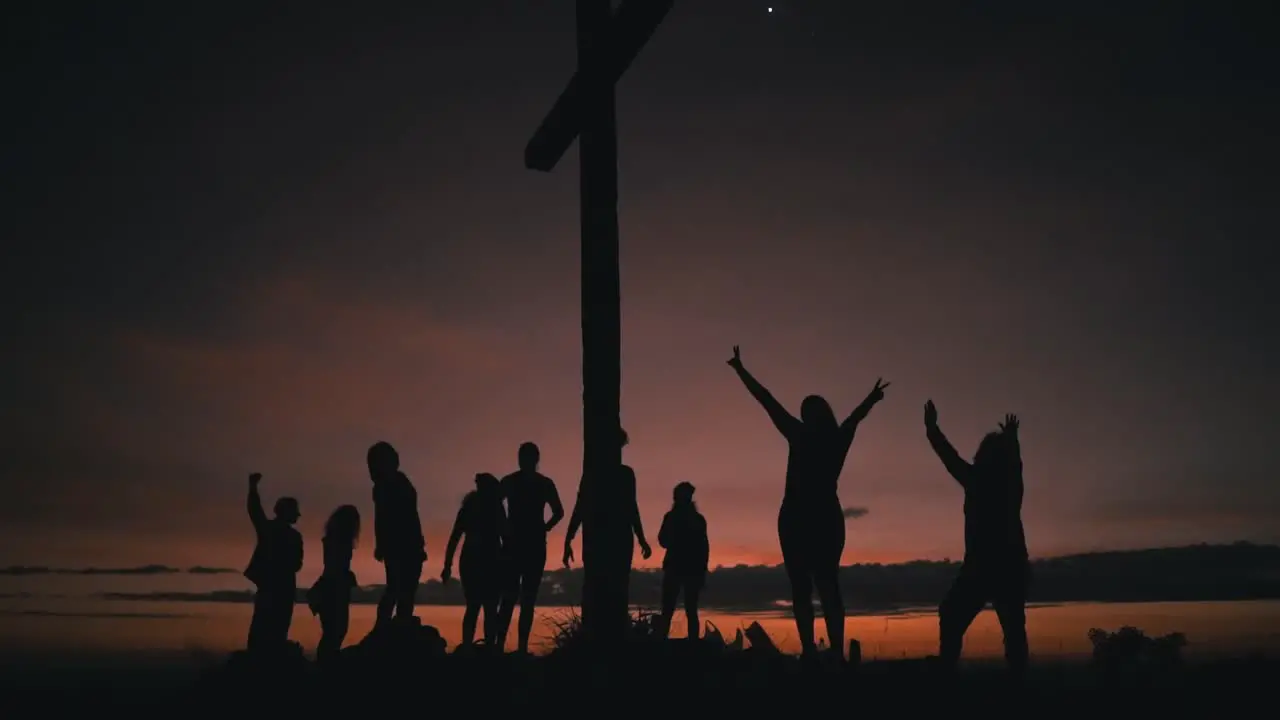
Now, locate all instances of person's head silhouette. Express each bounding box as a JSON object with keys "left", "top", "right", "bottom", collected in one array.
[
  {"left": 475, "top": 472, "right": 500, "bottom": 495},
  {"left": 517, "top": 442, "right": 540, "bottom": 472},
  {"left": 800, "top": 394, "right": 838, "bottom": 430},
  {"left": 973, "top": 431, "right": 1007, "bottom": 471},
  {"left": 274, "top": 497, "right": 301, "bottom": 525},
  {"left": 325, "top": 504, "right": 360, "bottom": 546},
  {"left": 673, "top": 481, "right": 695, "bottom": 507},
  {"left": 367, "top": 441, "right": 400, "bottom": 481}
]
